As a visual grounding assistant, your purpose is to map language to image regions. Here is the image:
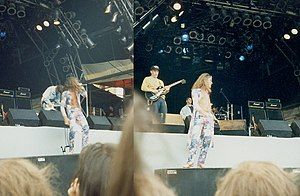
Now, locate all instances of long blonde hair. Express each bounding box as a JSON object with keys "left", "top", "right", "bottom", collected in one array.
[
  {"left": 64, "top": 77, "right": 83, "bottom": 92},
  {"left": 215, "top": 161, "right": 299, "bottom": 196},
  {"left": 106, "top": 93, "right": 176, "bottom": 196},
  {"left": 192, "top": 73, "right": 212, "bottom": 93},
  {"left": 0, "top": 159, "right": 58, "bottom": 196}
]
